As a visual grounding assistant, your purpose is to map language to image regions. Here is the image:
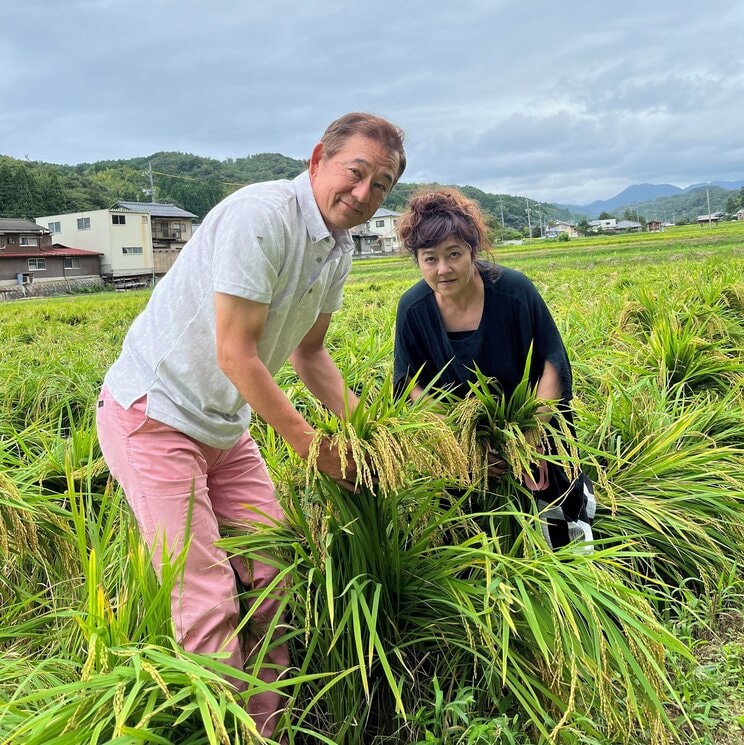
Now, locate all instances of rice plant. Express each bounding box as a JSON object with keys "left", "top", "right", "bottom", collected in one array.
[
  {"left": 1, "top": 239, "right": 742, "bottom": 743},
  {"left": 220, "top": 363, "right": 696, "bottom": 744},
  {"left": 223, "top": 471, "right": 692, "bottom": 744}
]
